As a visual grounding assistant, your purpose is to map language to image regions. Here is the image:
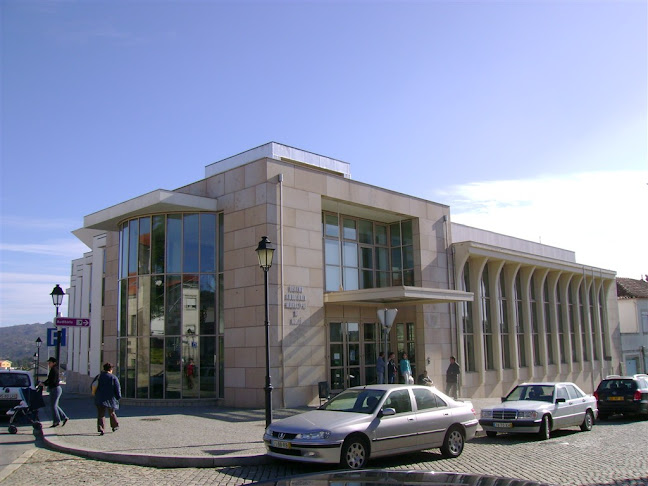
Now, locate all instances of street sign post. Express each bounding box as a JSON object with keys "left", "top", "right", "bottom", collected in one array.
[{"left": 54, "top": 317, "right": 90, "bottom": 327}]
